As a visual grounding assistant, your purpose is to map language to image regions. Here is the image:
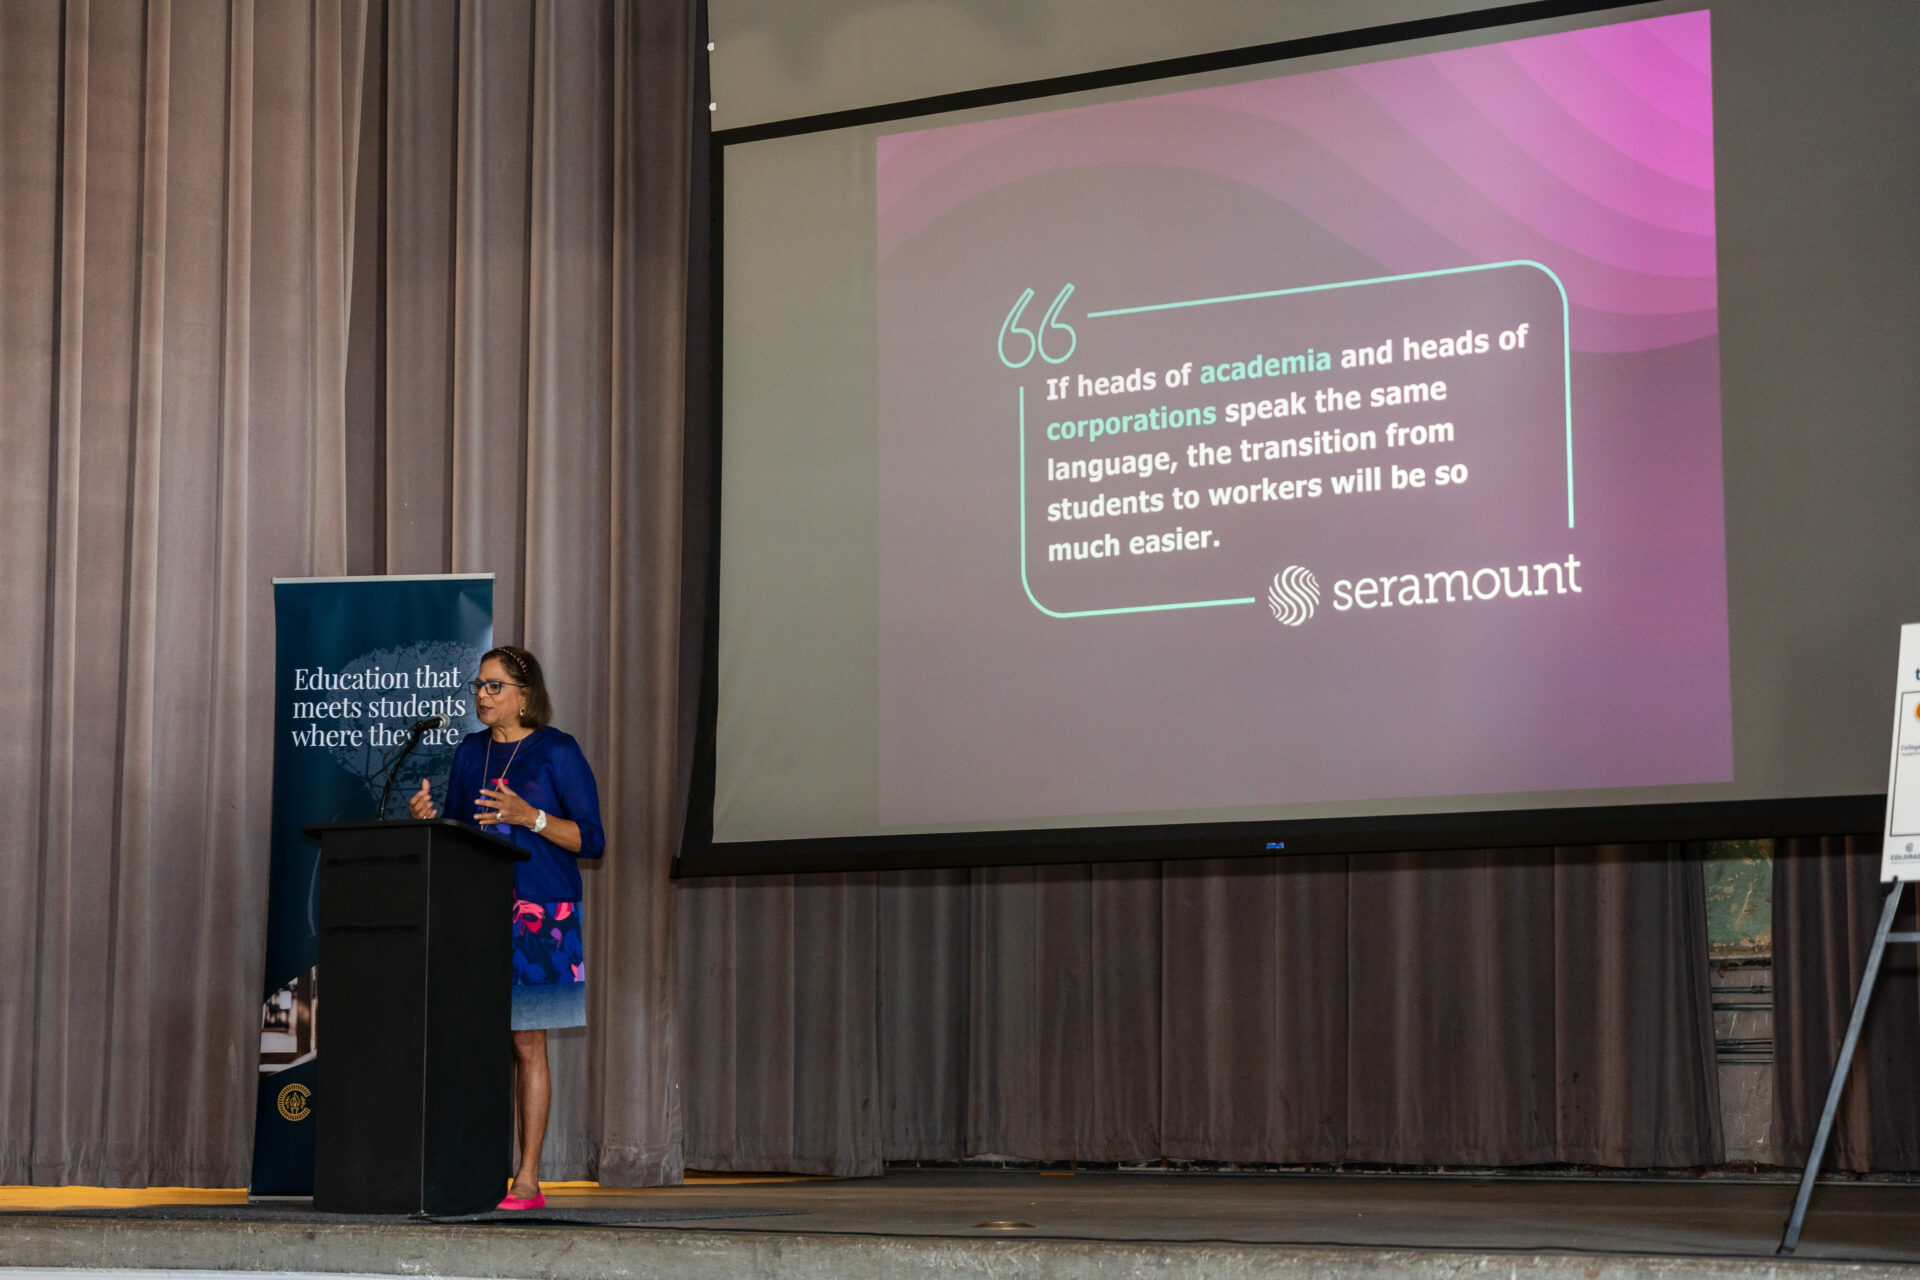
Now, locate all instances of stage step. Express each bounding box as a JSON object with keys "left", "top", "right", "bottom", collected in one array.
[{"left": 4, "top": 1224, "right": 1920, "bottom": 1280}]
